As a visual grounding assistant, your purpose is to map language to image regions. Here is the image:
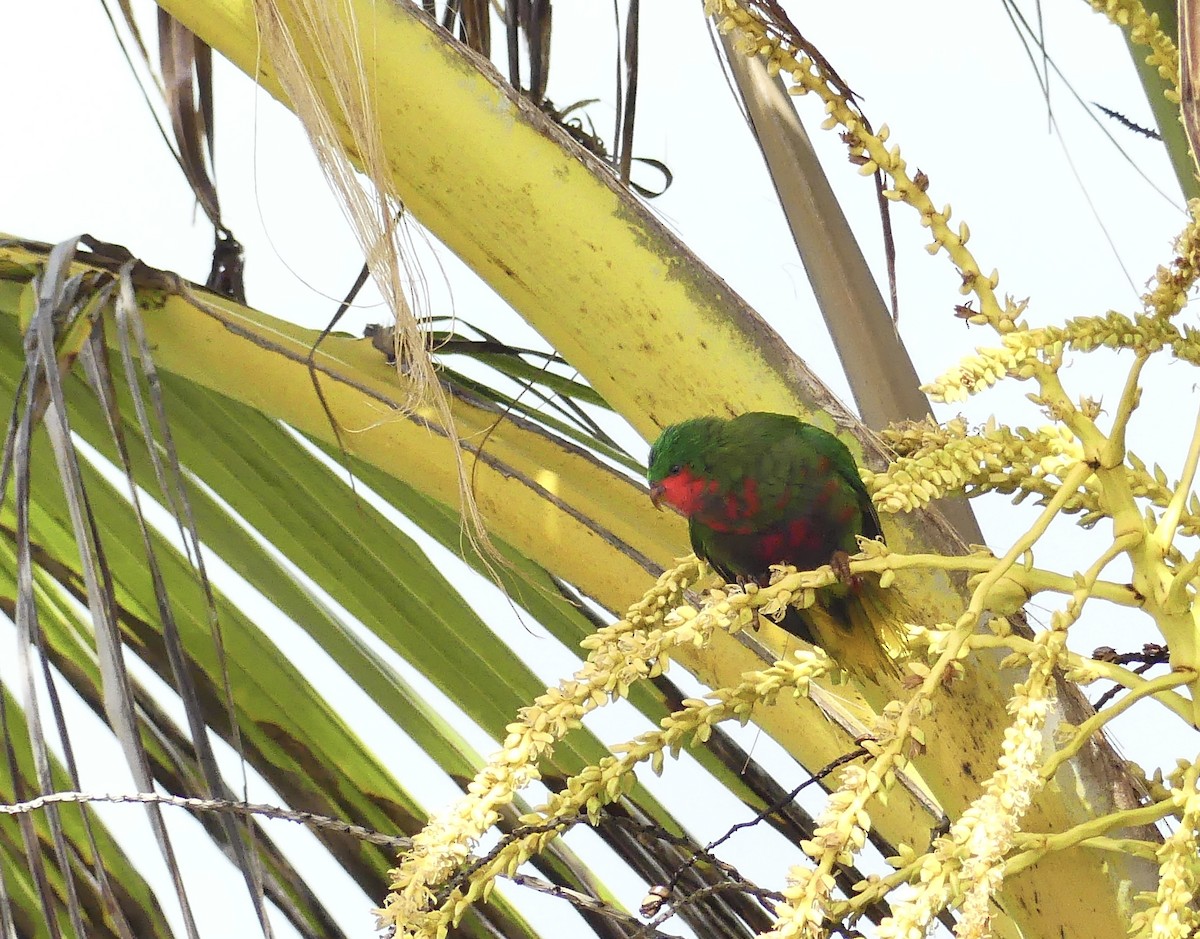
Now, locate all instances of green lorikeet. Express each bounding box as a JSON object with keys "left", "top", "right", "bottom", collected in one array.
[{"left": 647, "top": 412, "right": 883, "bottom": 642}]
